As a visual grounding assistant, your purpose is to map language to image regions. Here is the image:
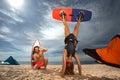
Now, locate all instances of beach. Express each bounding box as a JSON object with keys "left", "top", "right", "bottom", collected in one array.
[{"left": 0, "top": 64, "right": 120, "bottom": 80}]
